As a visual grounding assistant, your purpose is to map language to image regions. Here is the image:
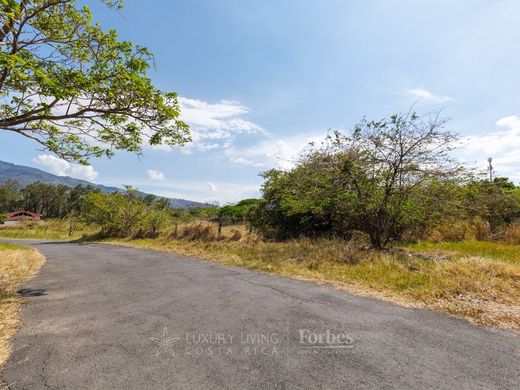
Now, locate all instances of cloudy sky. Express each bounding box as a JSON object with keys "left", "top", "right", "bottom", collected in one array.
[{"left": 1, "top": 0, "right": 520, "bottom": 203}]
